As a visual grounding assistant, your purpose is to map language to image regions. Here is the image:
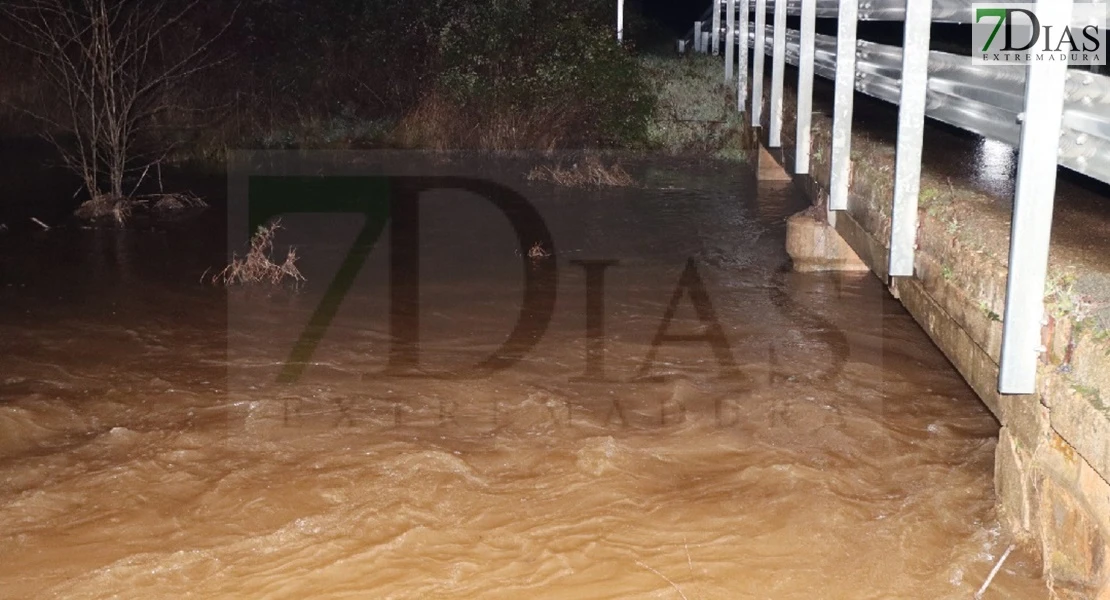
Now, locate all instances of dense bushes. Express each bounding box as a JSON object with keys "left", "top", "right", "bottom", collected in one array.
[
  {"left": 0, "top": 0, "right": 660, "bottom": 156},
  {"left": 641, "top": 54, "right": 747, "bottom": 159},
  {"left": 424, "top": 0, "right": 654, "bottom": 148},
  {"left": 183, "top": 0, "right": 655, "bottom": 152}
]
